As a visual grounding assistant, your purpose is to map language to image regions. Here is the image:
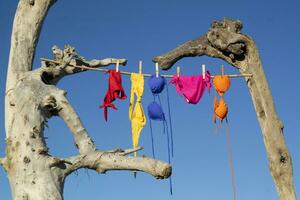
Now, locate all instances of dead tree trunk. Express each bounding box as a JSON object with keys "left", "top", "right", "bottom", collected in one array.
[
  {"left": 153, "top": 18, "right": 296, "bottom": 200},
  {"left": 0, "top": 1, "right": 171, "bottom": 200}
]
